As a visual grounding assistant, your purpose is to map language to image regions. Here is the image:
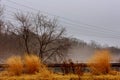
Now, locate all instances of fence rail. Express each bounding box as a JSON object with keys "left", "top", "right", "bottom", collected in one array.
[
  {"left": 0, "top": 63, "right": 120, "bottom": 73},
  {"left": 47, "top": 63, "right": 120, "bottom": 67},
  {"left": 0, "top": 63, "right": 120, "bottom": 68}
]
